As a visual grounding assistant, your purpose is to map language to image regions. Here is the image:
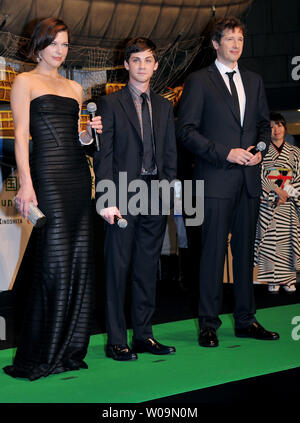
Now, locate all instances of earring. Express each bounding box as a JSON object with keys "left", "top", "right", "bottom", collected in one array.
[{"left": 37, "top": 53, "right": 42, "bottom": 63}]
